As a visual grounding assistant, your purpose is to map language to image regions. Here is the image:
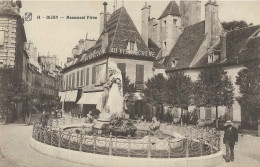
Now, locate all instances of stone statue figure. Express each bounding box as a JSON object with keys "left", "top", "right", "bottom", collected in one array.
[{"left": 98, "top": 61, "right": 124, "bottom": 121}]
